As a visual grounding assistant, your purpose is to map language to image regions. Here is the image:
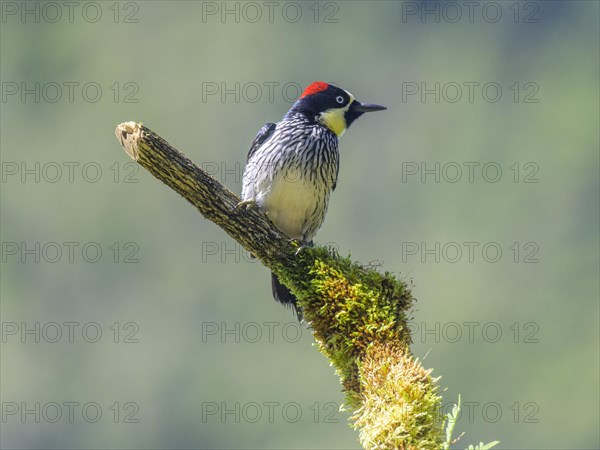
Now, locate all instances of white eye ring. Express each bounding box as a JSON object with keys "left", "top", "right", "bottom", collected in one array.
[{"left": 336, "top": 95, "right": 345, "bottom": 104}]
